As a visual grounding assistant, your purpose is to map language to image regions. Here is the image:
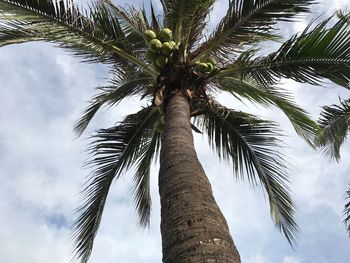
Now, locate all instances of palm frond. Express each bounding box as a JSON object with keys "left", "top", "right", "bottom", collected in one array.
[
  {"left": 216, "top": 77, "right": 318, "bottom": 146},
  {"left": 344, "top": 186, "right": 350, "bottom": 235},
  {"left": 74, "top": 70, "right": 154, "bottom": 136},
  {"left": 72, "top": 106, "right": 160, "bottom": 262},
  {"left": 150, "top": 2, "right": 161, "bottom": 31},
  {"left": 315, "top": 98, "right": 350, "bottom": 161},
  {"left": 132, "top": 129, "right": 161, "bottom": 227},
  {"left": 337, "top": 9, "right": 350, "bottom": 23},
  {"left": 0, "top": 0, "right": 156, "bottom": 76},
  {"left": 182, "top": 0, "right": 215, "bottom": 51},
  {"left": 104, "top": 0, "right": 151, "bottom": 50},
  {"left": 193, "top": 0, "right": 314, "bottom": 60},
  {"left": 0, "top": 25, "right": 43, "bottom": 46},
  {"left": 0, "top": 0, "right": 119, "bottom": 61},
  {"left": 220, "top": 15, "right": 350, "bottom": 88},
  {"left": 162, "top": 0, "right": 215, "bottom": 48},
  {"left": 196, "top": 101, "right": 297, "bottom": 246}
]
